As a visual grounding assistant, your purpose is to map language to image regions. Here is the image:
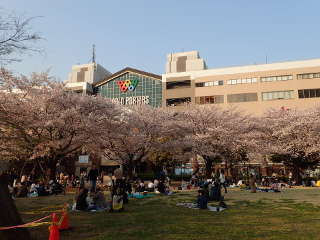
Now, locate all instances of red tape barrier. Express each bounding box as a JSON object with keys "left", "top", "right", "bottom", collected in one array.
[{"left": 0, "top": 215, "right": 51, "bottom": 231}]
